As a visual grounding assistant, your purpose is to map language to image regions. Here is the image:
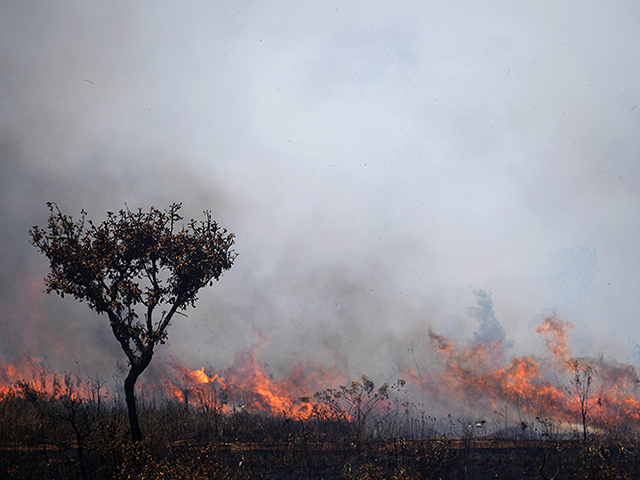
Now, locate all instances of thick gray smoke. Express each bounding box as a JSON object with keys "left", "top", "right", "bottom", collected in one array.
[
  {"left": 2, "top": 1, "right": 640, "bottom": 390},
  {"left": 469, "top": 290, "right": 512, "bottom": 350}
]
